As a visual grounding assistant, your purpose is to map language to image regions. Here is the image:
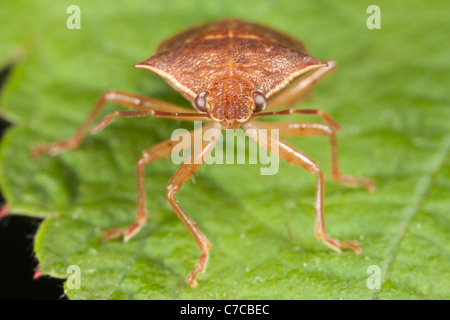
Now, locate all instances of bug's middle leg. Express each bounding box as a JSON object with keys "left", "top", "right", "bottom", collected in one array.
[
  {"left": 102, "top": 123, "right": 215, "bottom": 242},
  {"left": 251, "top": 121, "right": 374, "bottom": 192},
  {"left": 244, "top": 122, "right": 361, "bottom": 254}
]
